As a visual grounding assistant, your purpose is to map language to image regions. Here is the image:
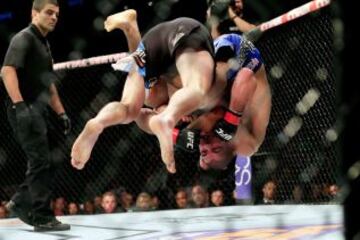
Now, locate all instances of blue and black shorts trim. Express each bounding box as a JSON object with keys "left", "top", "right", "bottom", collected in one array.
[
  {"left": 227, "top": 39, "right": 262, "bottom": 81},
  {"left": 133, "top": 42, "right": 158, "bottom": 89},
  {"left": 239, "top": 39, "right": 262, "bottom": 73},
  {"left": 133, "top": 42, "right": 146, "bottom": 77}
]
